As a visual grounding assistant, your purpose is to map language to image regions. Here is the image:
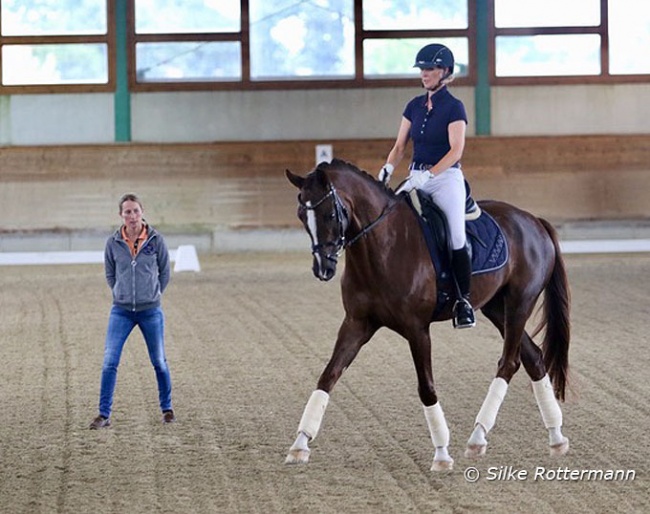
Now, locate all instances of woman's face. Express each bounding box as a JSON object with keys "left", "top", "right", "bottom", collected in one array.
[
  {"left": 120, "top": 200, "right": 144, "bottom": 231},
  {"left": 420, "top": 67, "right": 446, "bottom": 90}
]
